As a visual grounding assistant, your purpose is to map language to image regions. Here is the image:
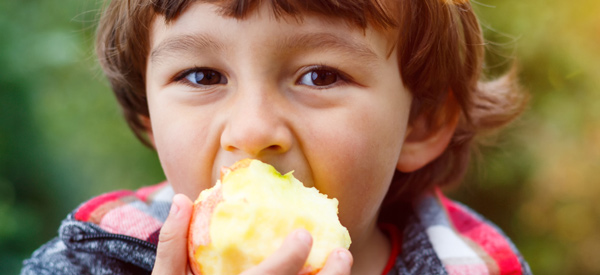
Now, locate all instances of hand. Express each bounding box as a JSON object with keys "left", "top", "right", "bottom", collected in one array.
[
  {"left": 153, "top": 194, "right": 353, "bottom": 275},
  {"left": 241, "top": 229, "right": 353, "bottom": 275},
  {"left": 152, "top": 194, "right": 194, "bottom": 275}
]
